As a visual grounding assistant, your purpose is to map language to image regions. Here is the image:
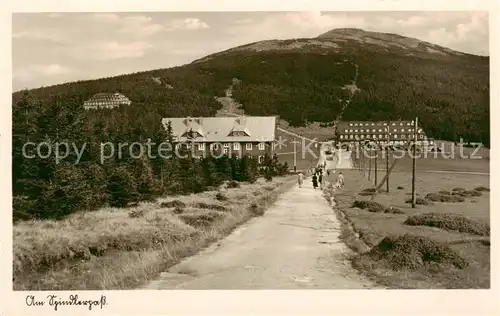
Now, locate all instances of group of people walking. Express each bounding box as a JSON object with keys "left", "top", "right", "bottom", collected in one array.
[{"left": 296, "top": 167, "right": 344, "bottom": 190}]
